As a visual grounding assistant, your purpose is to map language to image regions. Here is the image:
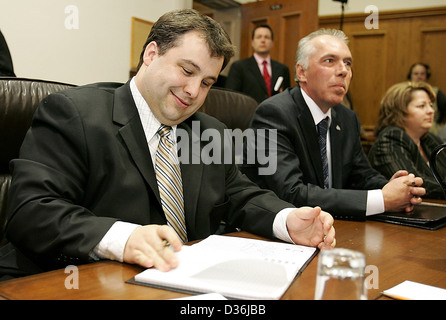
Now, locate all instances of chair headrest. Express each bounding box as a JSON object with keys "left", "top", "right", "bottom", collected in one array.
[
  {"left": 0, "top": 77, "right": 76, "bottom": 172},
  {"left": 430, "top": 143, "right": 446, "bottom": 200},
  {"left": 199, "top": 87, "right": 258, "bottom": 131}
]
